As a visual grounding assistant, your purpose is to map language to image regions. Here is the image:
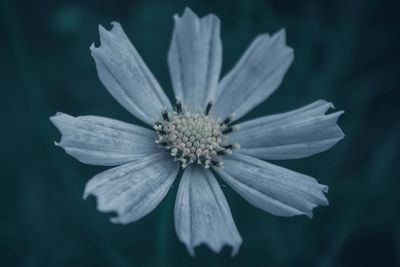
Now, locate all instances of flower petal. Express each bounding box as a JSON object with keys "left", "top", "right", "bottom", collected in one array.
[
  {"left": 84, "top": 152, "right": 179, "bottom": 224},
  {"left": 228, "top": 100, "right": 344, "bottom": 160},
  {"left": 174, "top": 165, "right": 242, "bottom": 256},
  {"left": 216, "top": 153, "right": 328, "bottom": 218},
  {"left": 210, "top": 30, "right": 293, "bottom": 121},
  {"left": 50, "top": 112, "right": 159, "bottom": 166},
  {"left": 91, "top": 22, "right": 172, "bottom": 125},
  {"left": 168, "top": 8, "right": 222, "bottom": 110}
]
